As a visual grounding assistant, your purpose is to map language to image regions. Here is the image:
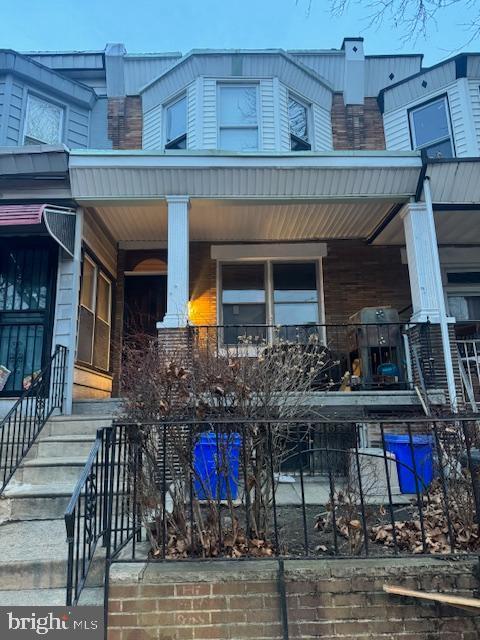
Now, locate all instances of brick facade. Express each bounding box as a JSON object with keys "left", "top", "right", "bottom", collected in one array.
[
  {"left": 189, "top": 243, "right": 217, "bottom": 326},
  {"left": 108, "top": 558, "right": 480, "bottom": 640},
  {"left": 108, "top": 96, "right": 143, "bottom": 149},
  {"left": 322, "top": 241, "right": 411, "bottom": 324},
  {"left": 331, "top": 94, "right": 386, "bottom": 150}
]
